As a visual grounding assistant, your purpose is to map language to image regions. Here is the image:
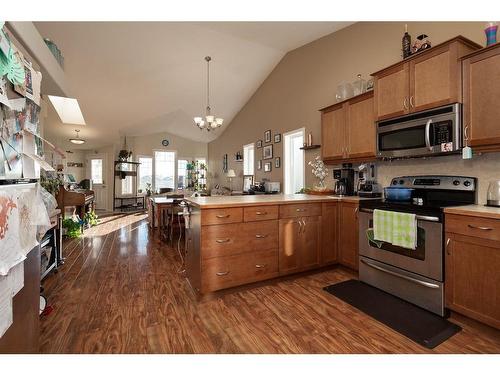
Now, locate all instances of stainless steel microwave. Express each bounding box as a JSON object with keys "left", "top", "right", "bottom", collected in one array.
[{"left": 376, "top": 103, "right": 462, "bottom": 159}]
